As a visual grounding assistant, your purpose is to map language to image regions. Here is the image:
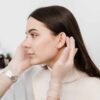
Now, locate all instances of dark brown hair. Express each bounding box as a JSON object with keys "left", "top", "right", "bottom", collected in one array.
[{"left": 28, "top": 5, "right": 100, "bottom": 78}]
